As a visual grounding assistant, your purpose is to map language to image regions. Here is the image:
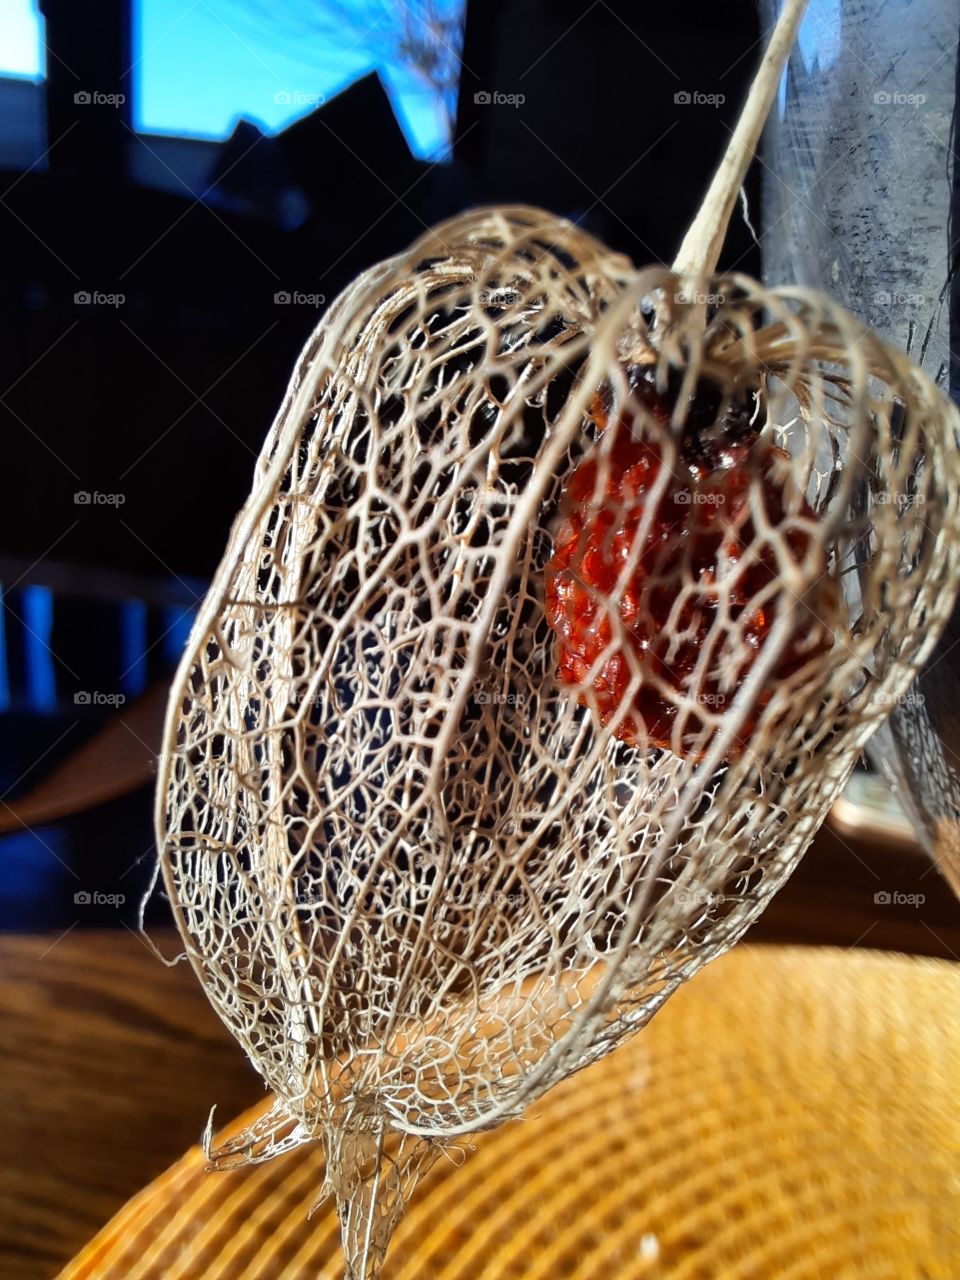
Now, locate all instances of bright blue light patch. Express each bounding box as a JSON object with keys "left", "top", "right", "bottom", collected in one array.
[
  {"left": 120, "top": 599, "right": 148, "bottom": 697},
  {"left": 21, "top": 584, "right": 56, "bottom": 713},
  {"left": 135, "top": 0, "right": 368, "bottom": 140},
  {"left": 161, "top": 603, "right": 196, "bottom": 665},
  {"left": 778, "top": 0, "right": 841, "bottom": 119},
  {"left": 379, "top": 63, "right": 452, "bottom": 163},
  {"left": 0, "top": 0, "right": 45, "bottom": 80},
  {"left": 134, "top": 0, "right": 457, "bottom": 159},
  {"left": 798, "top": 0, "right": 841, "bottom": 74}
]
